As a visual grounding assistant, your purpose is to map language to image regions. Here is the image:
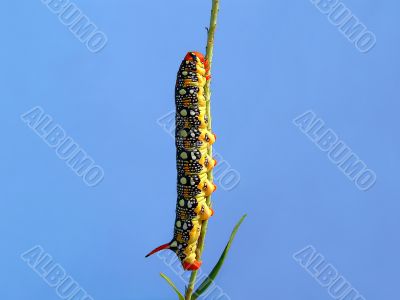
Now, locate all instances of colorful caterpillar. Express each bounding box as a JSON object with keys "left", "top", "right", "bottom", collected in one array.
[{"left": 146, "top": 52, "right": 217, "bottom": 270}]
